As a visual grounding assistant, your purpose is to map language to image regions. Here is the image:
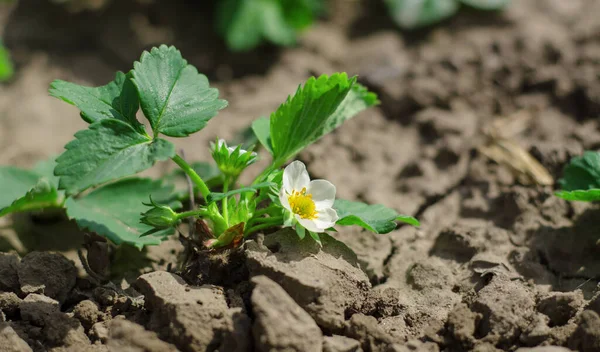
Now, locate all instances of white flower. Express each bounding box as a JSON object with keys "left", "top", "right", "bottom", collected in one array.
[{"left": 279, "top": 161, "right": 338, "bottom": 233}]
